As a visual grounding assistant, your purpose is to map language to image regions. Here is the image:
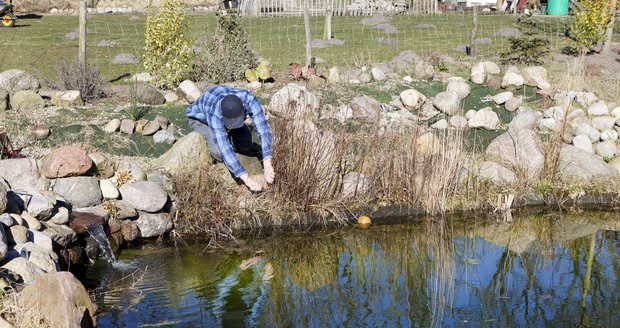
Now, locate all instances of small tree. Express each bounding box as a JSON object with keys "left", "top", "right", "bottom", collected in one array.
[
  {"left": 193, "top": 12, "right": 257, "bottom": 83},
  {"left": 573, "top": 0, "right": 615, "bottom": 53},
  {"left": 144, "top": 0, "right": 193, "bottom": 87},
  {"left": 501, "top": 16, "right": 550, "bottom": 64}
]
